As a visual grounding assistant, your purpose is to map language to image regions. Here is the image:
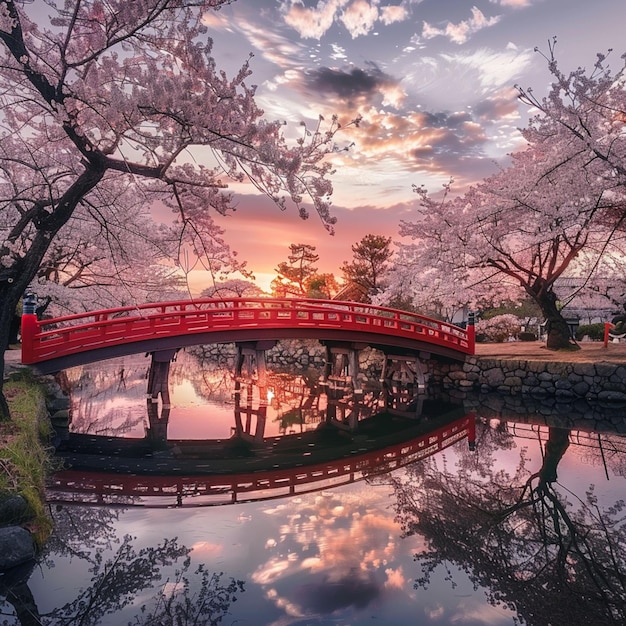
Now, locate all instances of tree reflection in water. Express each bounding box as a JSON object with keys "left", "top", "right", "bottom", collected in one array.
[
  {"left": 1, "top": 504, "right": 245, "bottom": 626},
  {"left": 384, "top": 418, "right": 626, "bottom": 625}
]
